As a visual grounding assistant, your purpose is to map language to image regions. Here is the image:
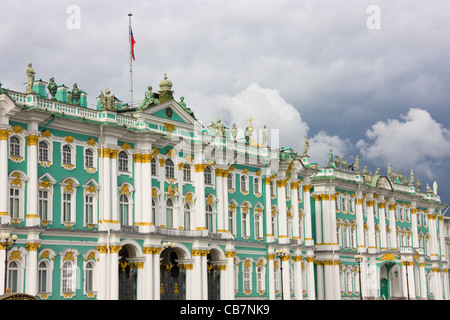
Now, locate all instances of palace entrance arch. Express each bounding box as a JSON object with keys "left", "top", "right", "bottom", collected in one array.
[
  {"left": 379, "top": 262, "right": 402, "bottom": 299},
  {"left": 118, "top": 244, "right": 138, "bottom": 300},
  {"left": 160, "top": 246, "right": 186, "bottom": 300}
]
